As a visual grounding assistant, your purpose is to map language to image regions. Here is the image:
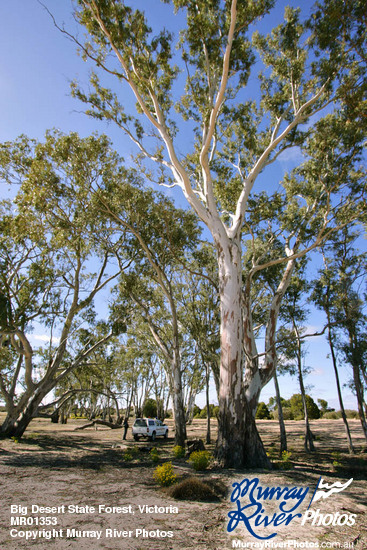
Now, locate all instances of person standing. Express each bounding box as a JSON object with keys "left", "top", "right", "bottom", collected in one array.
[{"left": 123, "top": 417, "right": 129, "bottom": 440}]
